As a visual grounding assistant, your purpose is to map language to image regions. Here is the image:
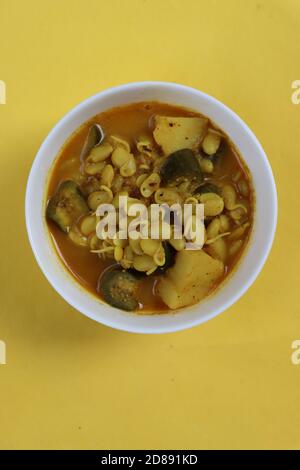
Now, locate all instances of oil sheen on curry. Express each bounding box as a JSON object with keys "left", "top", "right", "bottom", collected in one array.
[{"left": 46, "top": 101, "right": 254, "bottom": 313}]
